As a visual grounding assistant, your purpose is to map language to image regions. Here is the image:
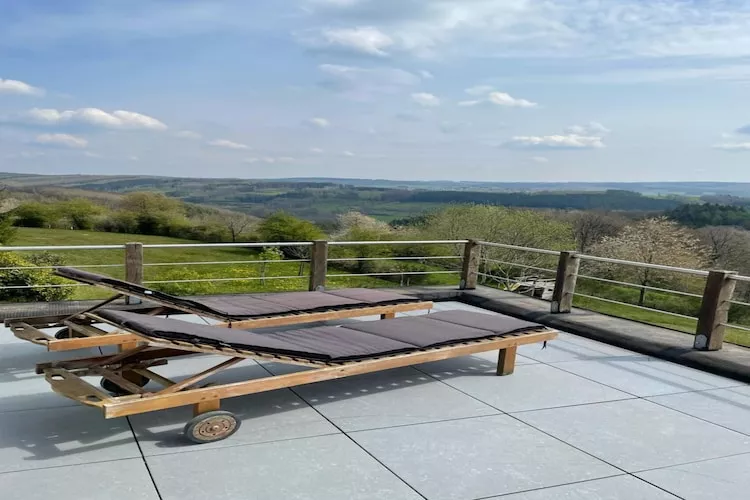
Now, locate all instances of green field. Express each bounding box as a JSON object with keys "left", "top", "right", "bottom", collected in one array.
[{"left": 7, "top": 228, "right": 460, "bottom": 300}]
